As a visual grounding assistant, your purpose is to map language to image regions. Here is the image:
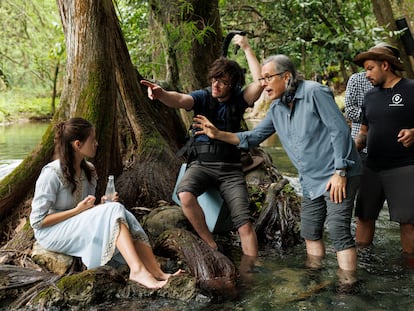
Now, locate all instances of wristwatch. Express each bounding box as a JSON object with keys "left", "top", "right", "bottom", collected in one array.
[{"left": 335, "top": 169, "right": 347, "bottom": 177}]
